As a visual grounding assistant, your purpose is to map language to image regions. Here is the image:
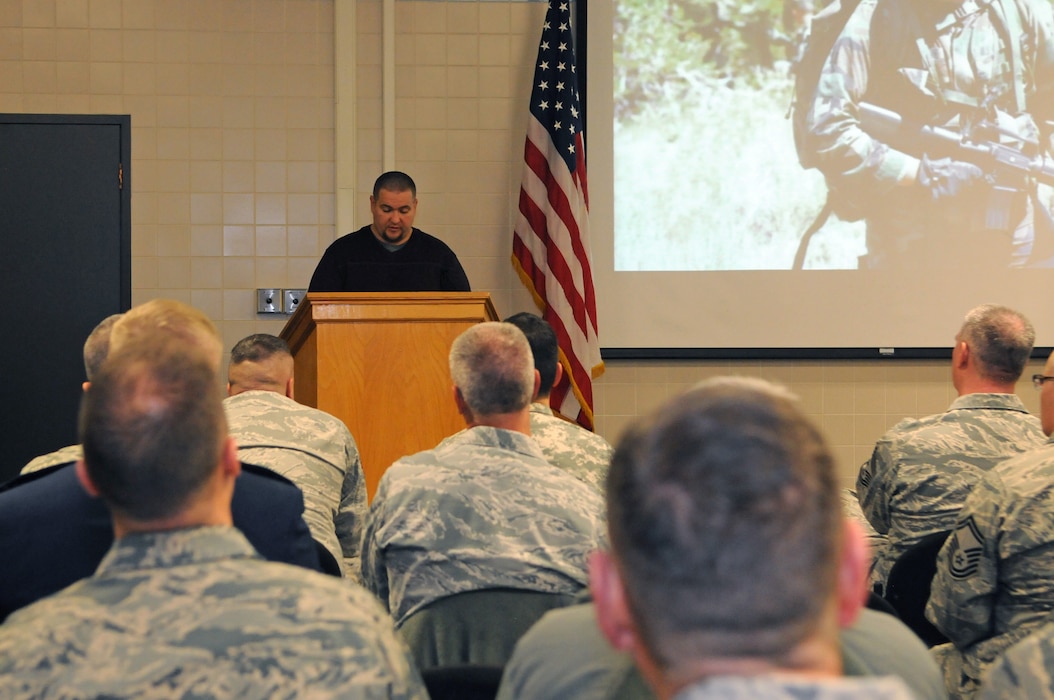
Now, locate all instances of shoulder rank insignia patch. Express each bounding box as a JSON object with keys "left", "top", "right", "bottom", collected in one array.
[{"left": 949, "top": 515, "right": 985, "bottom": 580}]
